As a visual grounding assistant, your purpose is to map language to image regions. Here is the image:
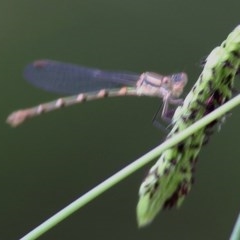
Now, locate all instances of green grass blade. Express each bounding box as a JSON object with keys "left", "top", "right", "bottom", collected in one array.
[
  {"left": 230, "top": 213, "right": 240, "bottom": 240},
  {"left": 137, "top": 25, "right": 240, "bottom": 226}
]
